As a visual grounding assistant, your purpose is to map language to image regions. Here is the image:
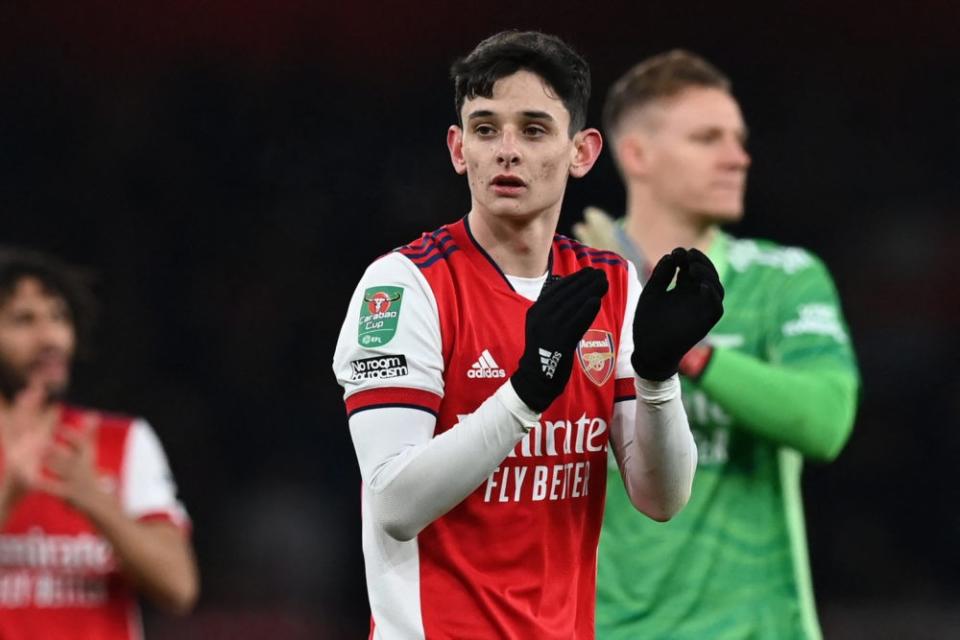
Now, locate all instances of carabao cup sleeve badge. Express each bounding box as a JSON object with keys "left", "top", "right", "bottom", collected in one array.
[
  {"left": 358, "top": 286, "right": 404, "bottom": 347},
  {"left": 577, "top": 329, "right": 615, "bottom": 386}
]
